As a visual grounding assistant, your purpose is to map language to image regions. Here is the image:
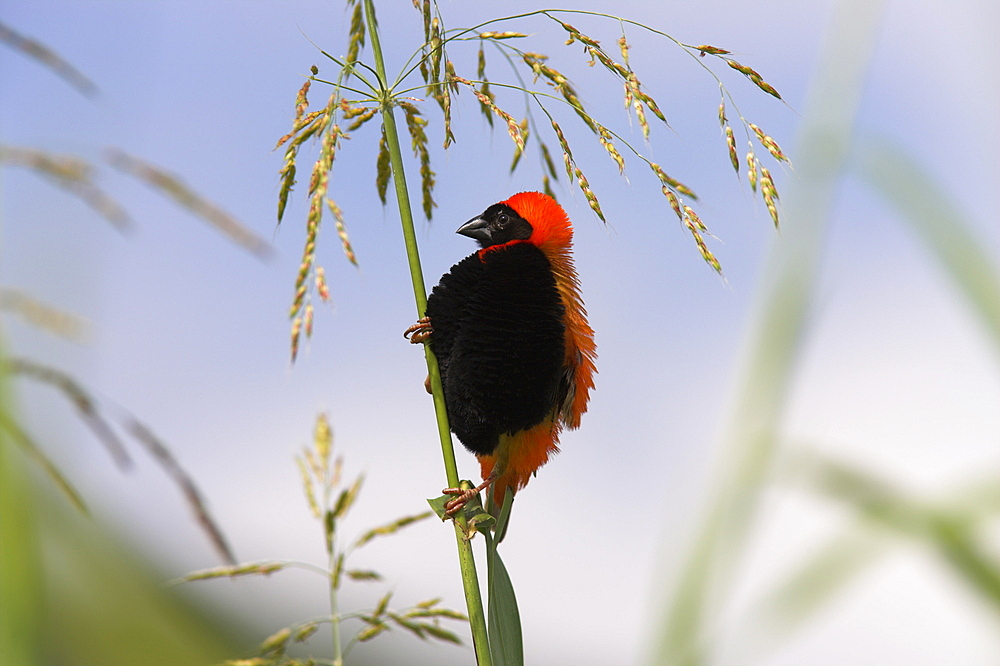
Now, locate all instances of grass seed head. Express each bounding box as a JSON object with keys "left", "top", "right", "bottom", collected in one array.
[
  {"left": 296, "top": 456, "right": 321, "bottom": 519},
  {"left": 662, "top": 187, "right": 683, "bottom": 222},
  {"left": 346, "top": 1, "right": 365, "bottom": 64},
  {"left": 618, "top": 35, "right": 631, "bottom": 65},
  {"left": 759, "top": 166, "right": 780, "bottom": 228},
  {"left": 726, "top": 59, "right": 760, "bottom": 79},
  {"left": 325, "top": 198, "right": 357, "bottom": 265},
  {"left": 754, "top": 78, "right": 782, "bottom": 100},
  {"left": 555, "top": 20, "right": 599, "bottom": 48},
  {"left": 549, "top": 119, "right": 577, "bottom": 182},
  {"left": 420, "top": 0, "right": 431, "bottom": 41},
  {"left": 597, "top": 125, "right": 625, "bottom": 173},
  {"left": 695, "top": 45, "right": 731, "bottom": 56},
  {"left": 683, "top": 205, "right": 707, "bottom": 232},
  {"left": 441, "top": 62, "right": 456, "bottom": 147},
  {"left": 574, "top": 166, "right": 605, "bottom": 222},
  {"left": 428, "top": 17, "right": 442, "bottom": 83},
  {"left": 290, "top": 316, "right": 302, "bottom": 361},
  {"left": 682, "top": 211, "right": 722, "bottom": 274},
  {"left": 294, "top": 78, "right": 312, "bottom": 122},
  {"left": 747, "top": 151, "right": 758, "bottom": 192},
  {"left": 725, "top": 125, "right": 739, "bottom": 173},
  {"left": 315, "top": 266, "right": 330, "bottom": 302},
  {"left": 478, "top": 31, "right": 527, "bottom": 40},
  {"left": 313, "top": 412, "right": 332, "bottom": 464},
  {"left": 749, "top": 123, "right": 787, "bottom": 162},
  {"left": 304, "top": 303, "right": 314, "bottom": 338},
  {"left": 376, "top": 130, "right": 390, "bottom": 203},
  {"left": 346, "top": 107, "right": 377, "bottom": 132}
]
